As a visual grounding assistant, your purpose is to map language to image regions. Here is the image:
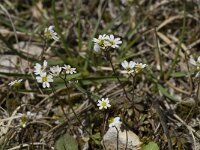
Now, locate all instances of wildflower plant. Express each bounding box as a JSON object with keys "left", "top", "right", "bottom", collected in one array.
[{"left": 3, "top": 3, "right": 200, "bottom": 149}]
